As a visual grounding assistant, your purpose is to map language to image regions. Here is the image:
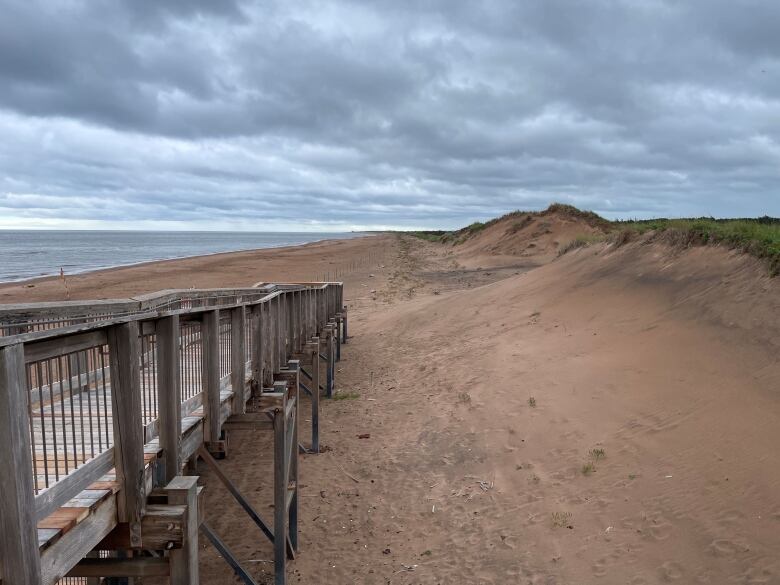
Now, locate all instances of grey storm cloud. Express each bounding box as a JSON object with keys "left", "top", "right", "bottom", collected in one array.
[{"left": 0, "top": 0, "right": 778, "bottom": 229}]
